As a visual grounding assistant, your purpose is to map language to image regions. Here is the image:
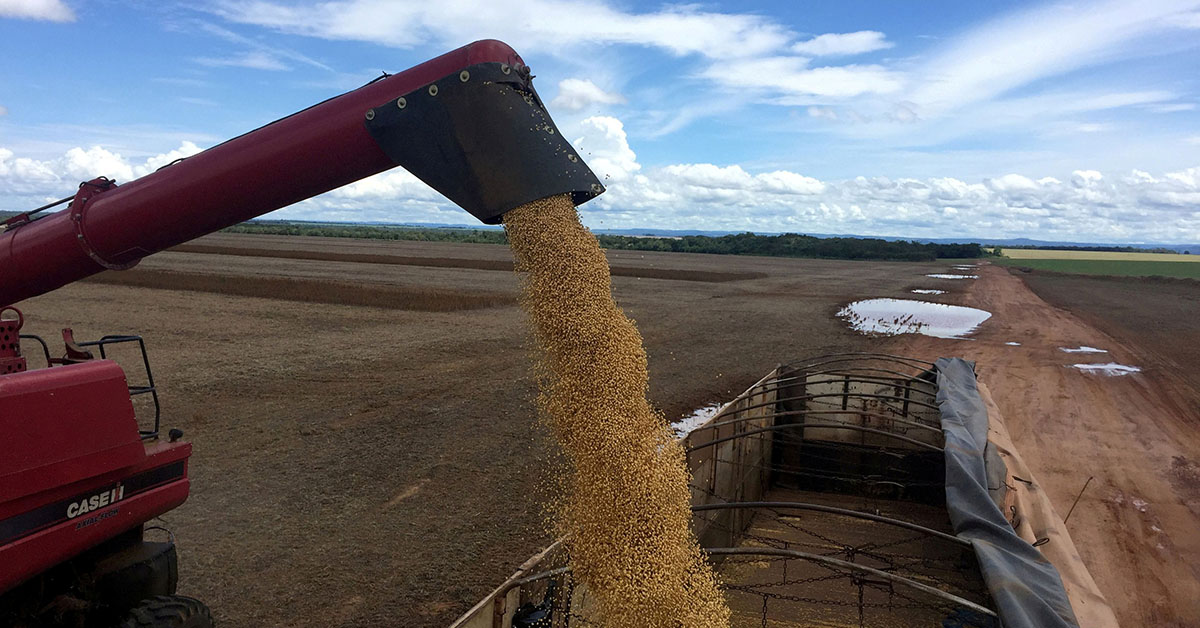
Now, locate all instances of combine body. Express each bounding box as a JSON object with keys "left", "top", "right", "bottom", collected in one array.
[{"left": 0, "top": 39, "right": 601, "bottom": 626}]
